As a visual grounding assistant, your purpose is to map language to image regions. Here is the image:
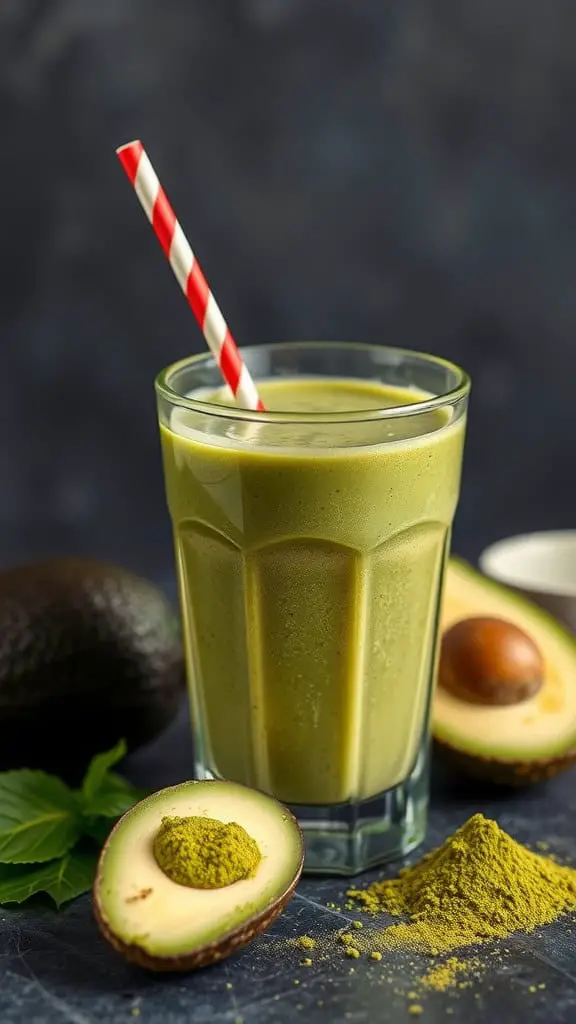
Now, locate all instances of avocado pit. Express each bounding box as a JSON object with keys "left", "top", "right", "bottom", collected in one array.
[{"left": 439, "top": 615, "right": 544, "bottom": 707}]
